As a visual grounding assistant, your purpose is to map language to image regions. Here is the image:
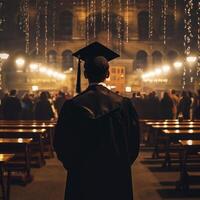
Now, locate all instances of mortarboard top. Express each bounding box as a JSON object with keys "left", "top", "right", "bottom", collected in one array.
[
  {"left": 73, "top": 42, "right": 119, "bottom": 62},
  {"left": 73, "top": 42, "right": 120, "bottom": 94}
]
